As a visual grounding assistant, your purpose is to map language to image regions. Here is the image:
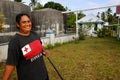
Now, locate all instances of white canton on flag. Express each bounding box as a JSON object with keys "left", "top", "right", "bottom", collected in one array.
[{"left": 22, "top": 44, "right": 31, "bottom": 55}]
